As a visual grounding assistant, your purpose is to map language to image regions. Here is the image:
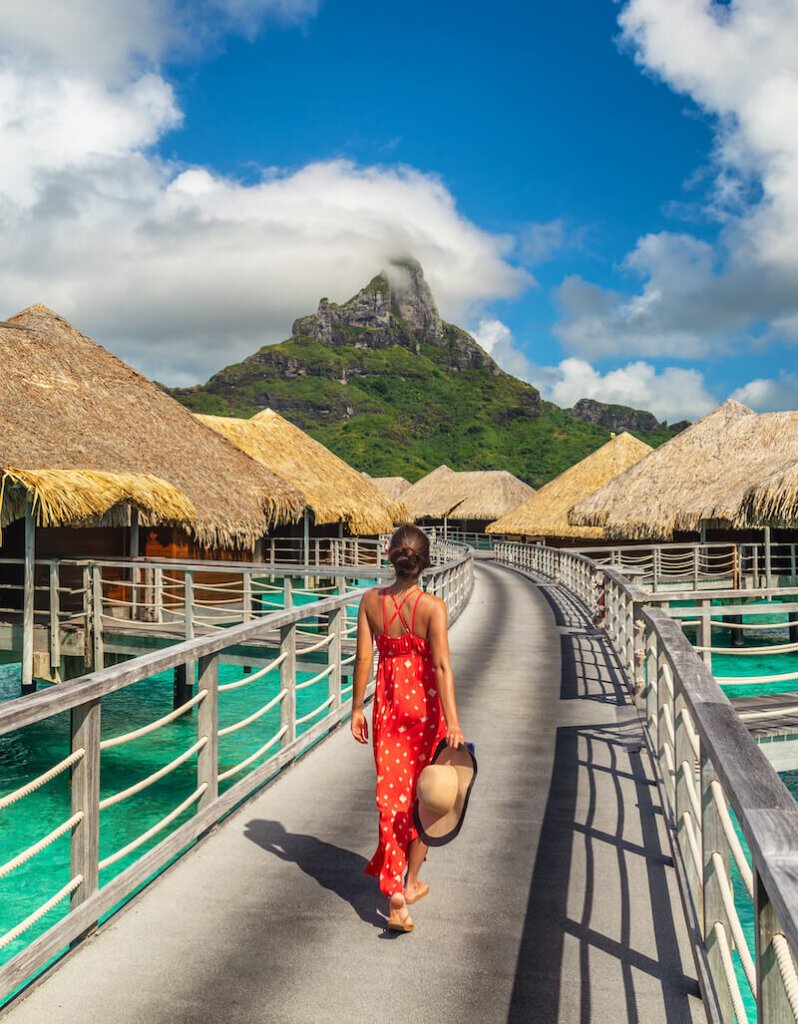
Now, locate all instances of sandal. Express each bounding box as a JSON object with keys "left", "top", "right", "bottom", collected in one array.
[
  {"left": 386, "top": 897, "right": 415, "bottom": 932},
  {"left": 405, "top": 883, "right": 429, "bottom": 906}
]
